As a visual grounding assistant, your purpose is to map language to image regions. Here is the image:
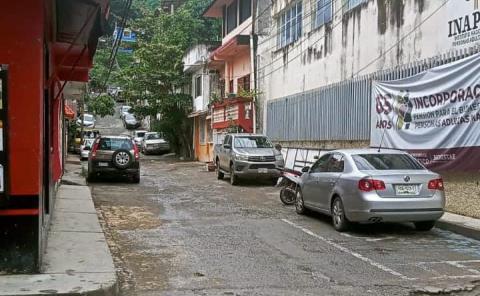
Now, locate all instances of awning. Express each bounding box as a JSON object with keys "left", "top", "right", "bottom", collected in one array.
[
  {"left": 211, "top": 35, "right": 250, "bottom": 61},
  {"left": 203, "top": 0, "right": 234, "bottom": 18},
  {"left": 64, "top": 104, "right": 76, "bottom": 119},
  {"left": 188, "top": 110, "right": 208, "bottom": 118},
  {"left": 51, "top": 0, "right": 109, "bottom": 83}
]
